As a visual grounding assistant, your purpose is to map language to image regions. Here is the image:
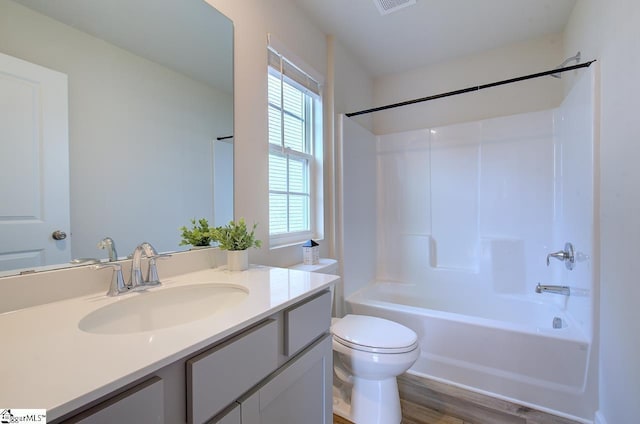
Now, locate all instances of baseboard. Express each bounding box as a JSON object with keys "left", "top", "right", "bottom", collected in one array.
[{"left": 594, "top": 410, "right": 608, "bottom": 424}]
